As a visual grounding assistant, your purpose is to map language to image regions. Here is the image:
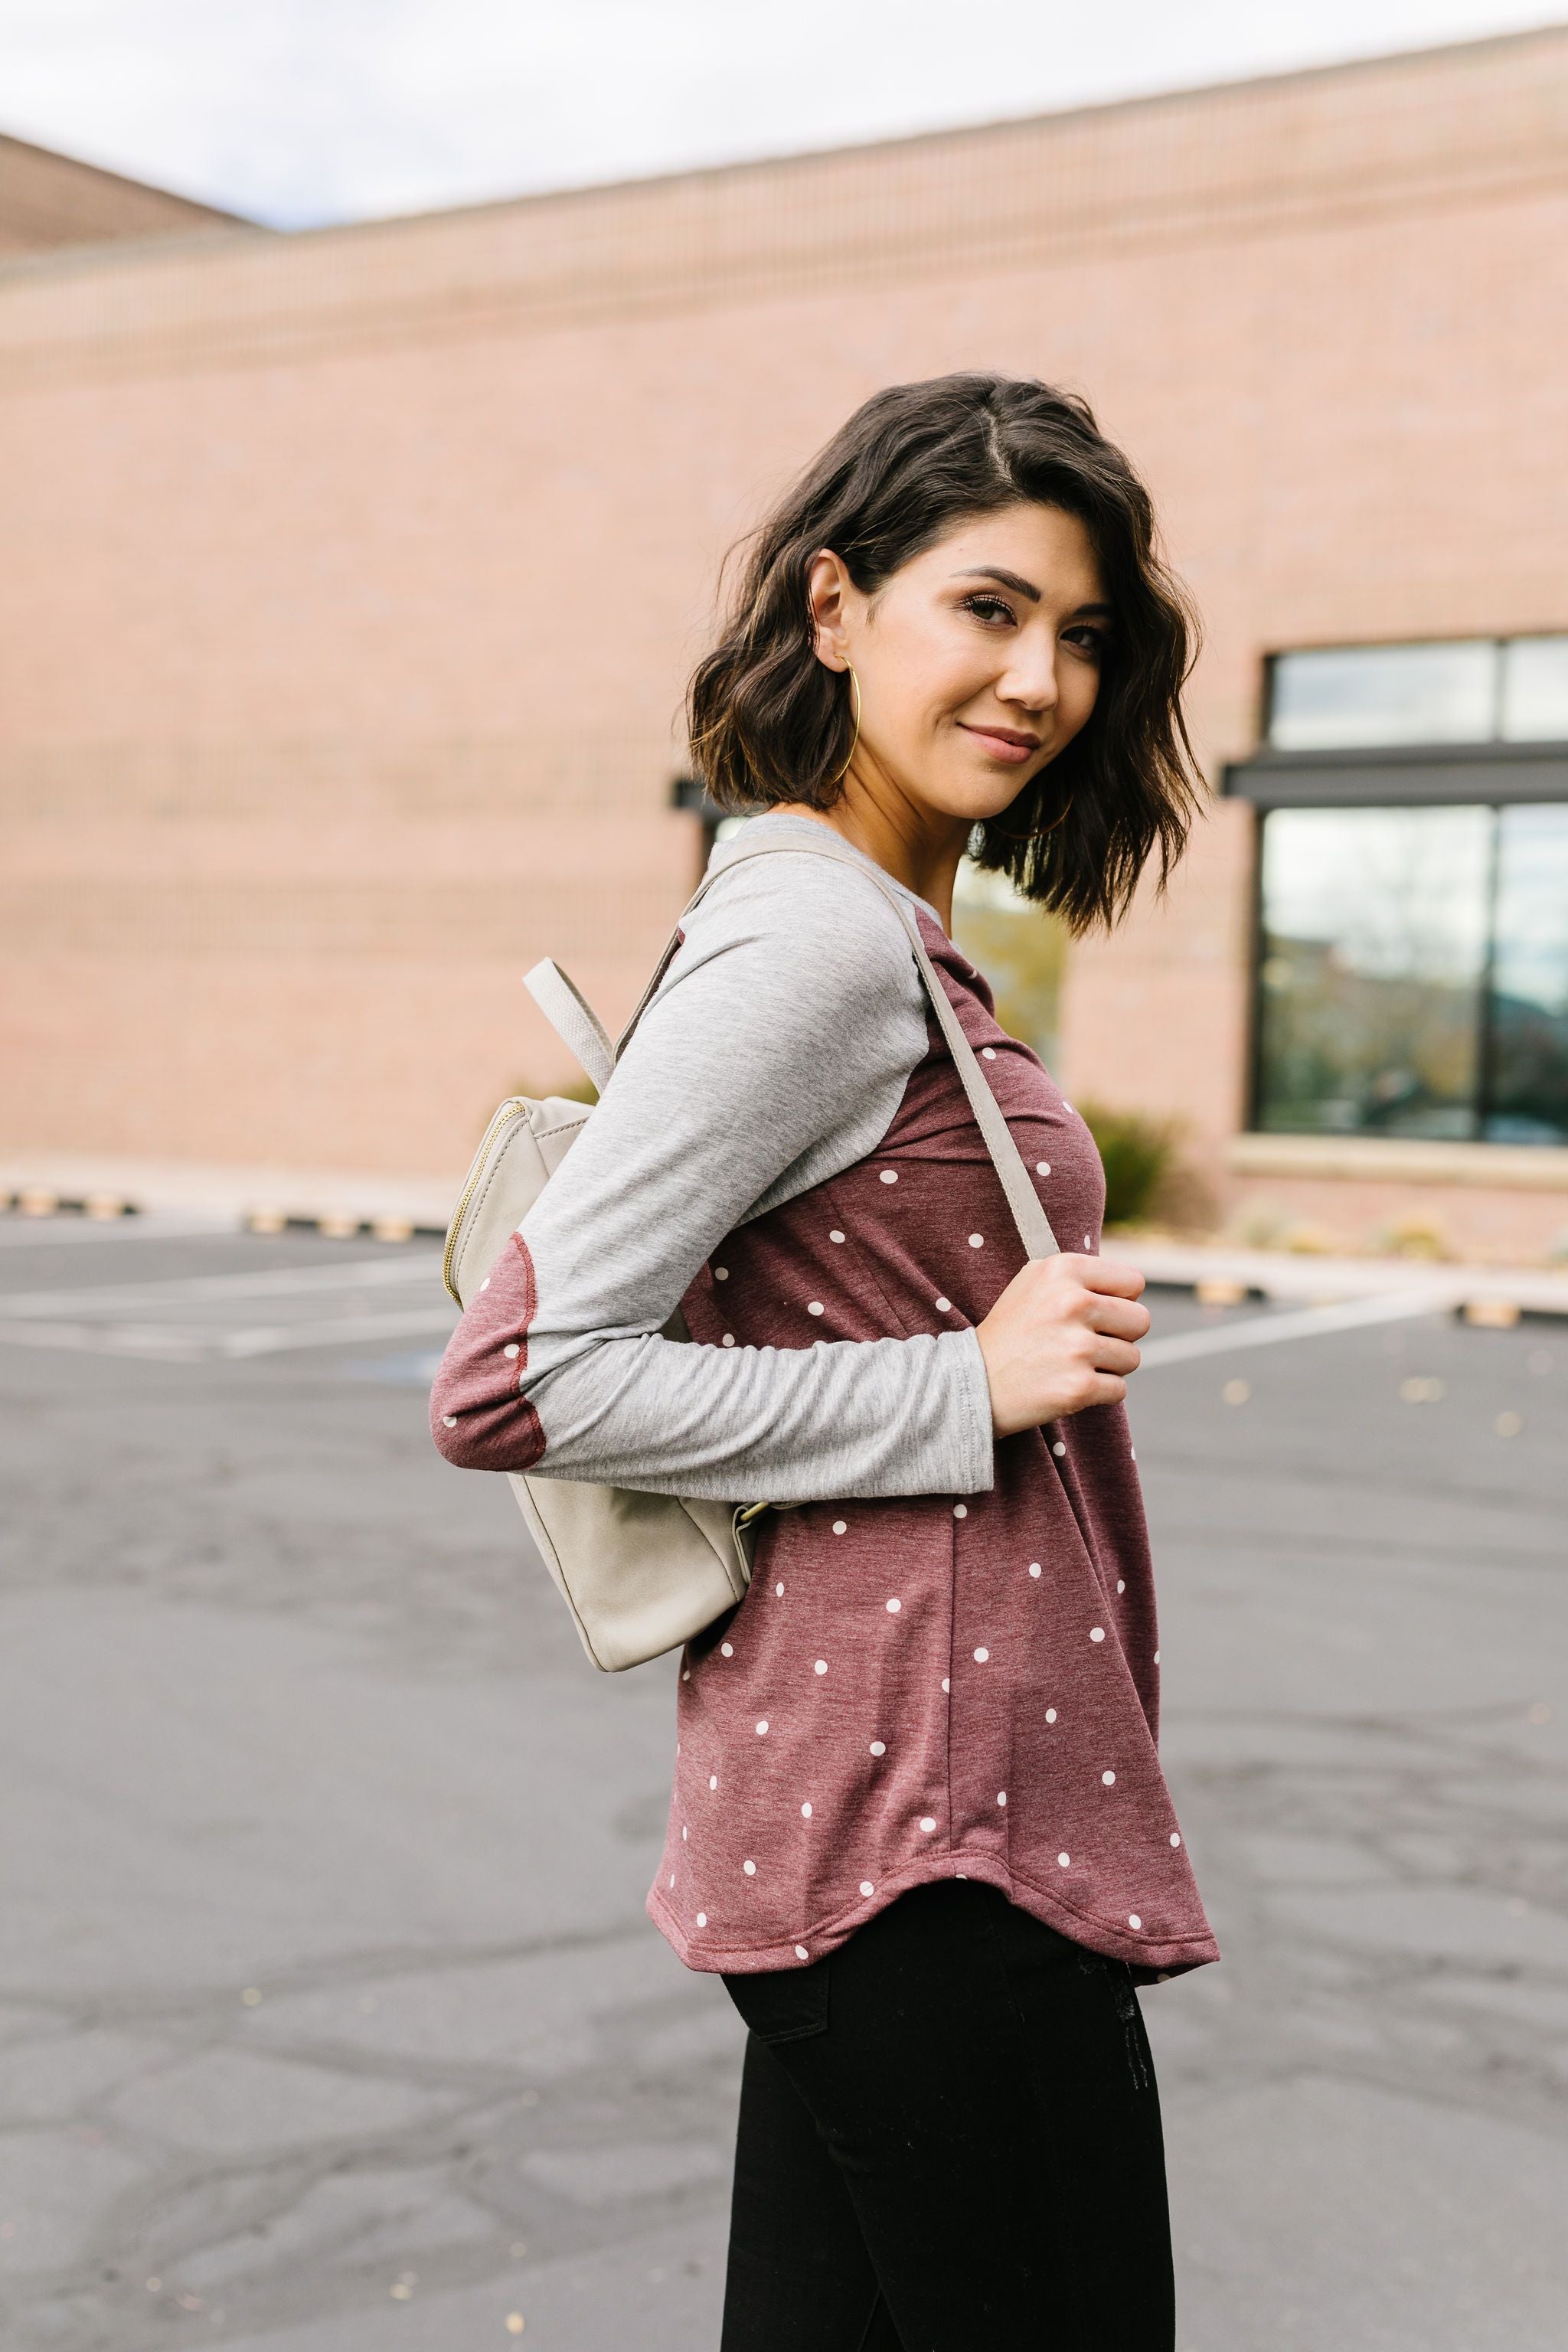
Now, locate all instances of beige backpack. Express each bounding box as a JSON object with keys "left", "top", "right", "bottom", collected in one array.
[{"left": 441, "top": 831, "right": 1058, "bottom": 1672}]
